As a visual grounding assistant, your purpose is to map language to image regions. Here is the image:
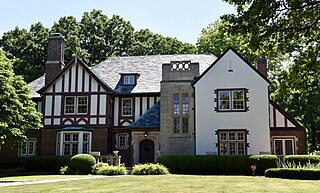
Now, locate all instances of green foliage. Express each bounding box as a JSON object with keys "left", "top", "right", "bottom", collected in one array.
[
  {"left": 247, "top": 155, "right": 278, "bottom": 176},
  {"left": 0, "top": 24, "right": 49, "bottom": 82},
  {"left": 59, "top": 165, "right": 70, "bottom": 175},
  {"left": 158, "top": 155, "right": 178, "bottom": 173},
  {"left": 284, "top": 155, "right": 320, "bottom": 167},
  {"left": 0, "top": 50, "right": 42, "bottom": 145},
  {"left": 175, "top": 155, "right": 192, "bottom": 174},
  {"left": 265, "top": 168, "right": 320, "bottom": 180},
  {"left": 159, "top": 155, "right": 277, "bottom": 175},
  {"left": 222, "top": 0, "right": 320, "bottom": 151},
  {"left": 0, "top": 167, "right": 24, "bottom": 177},
  {"left": 23, "top": 156, "right": 72, "bottom": 173},
  {"left": 131, "top": 163, "right": 169, "bottom": 175},
  {"left": 93, "top": 163, "right": 126, "bottom": 175},
  {"left": 69, "top": 154, "right": 96, "bottom": 175},
  {"left": 0, "top": 9, "right": 196, "bottom": 82},
  {"left": 197, "top": 20, "right": 255, "bottom": 62},
  {"left": 92, "top": 162, "right": 109, "bottom": 174}
]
